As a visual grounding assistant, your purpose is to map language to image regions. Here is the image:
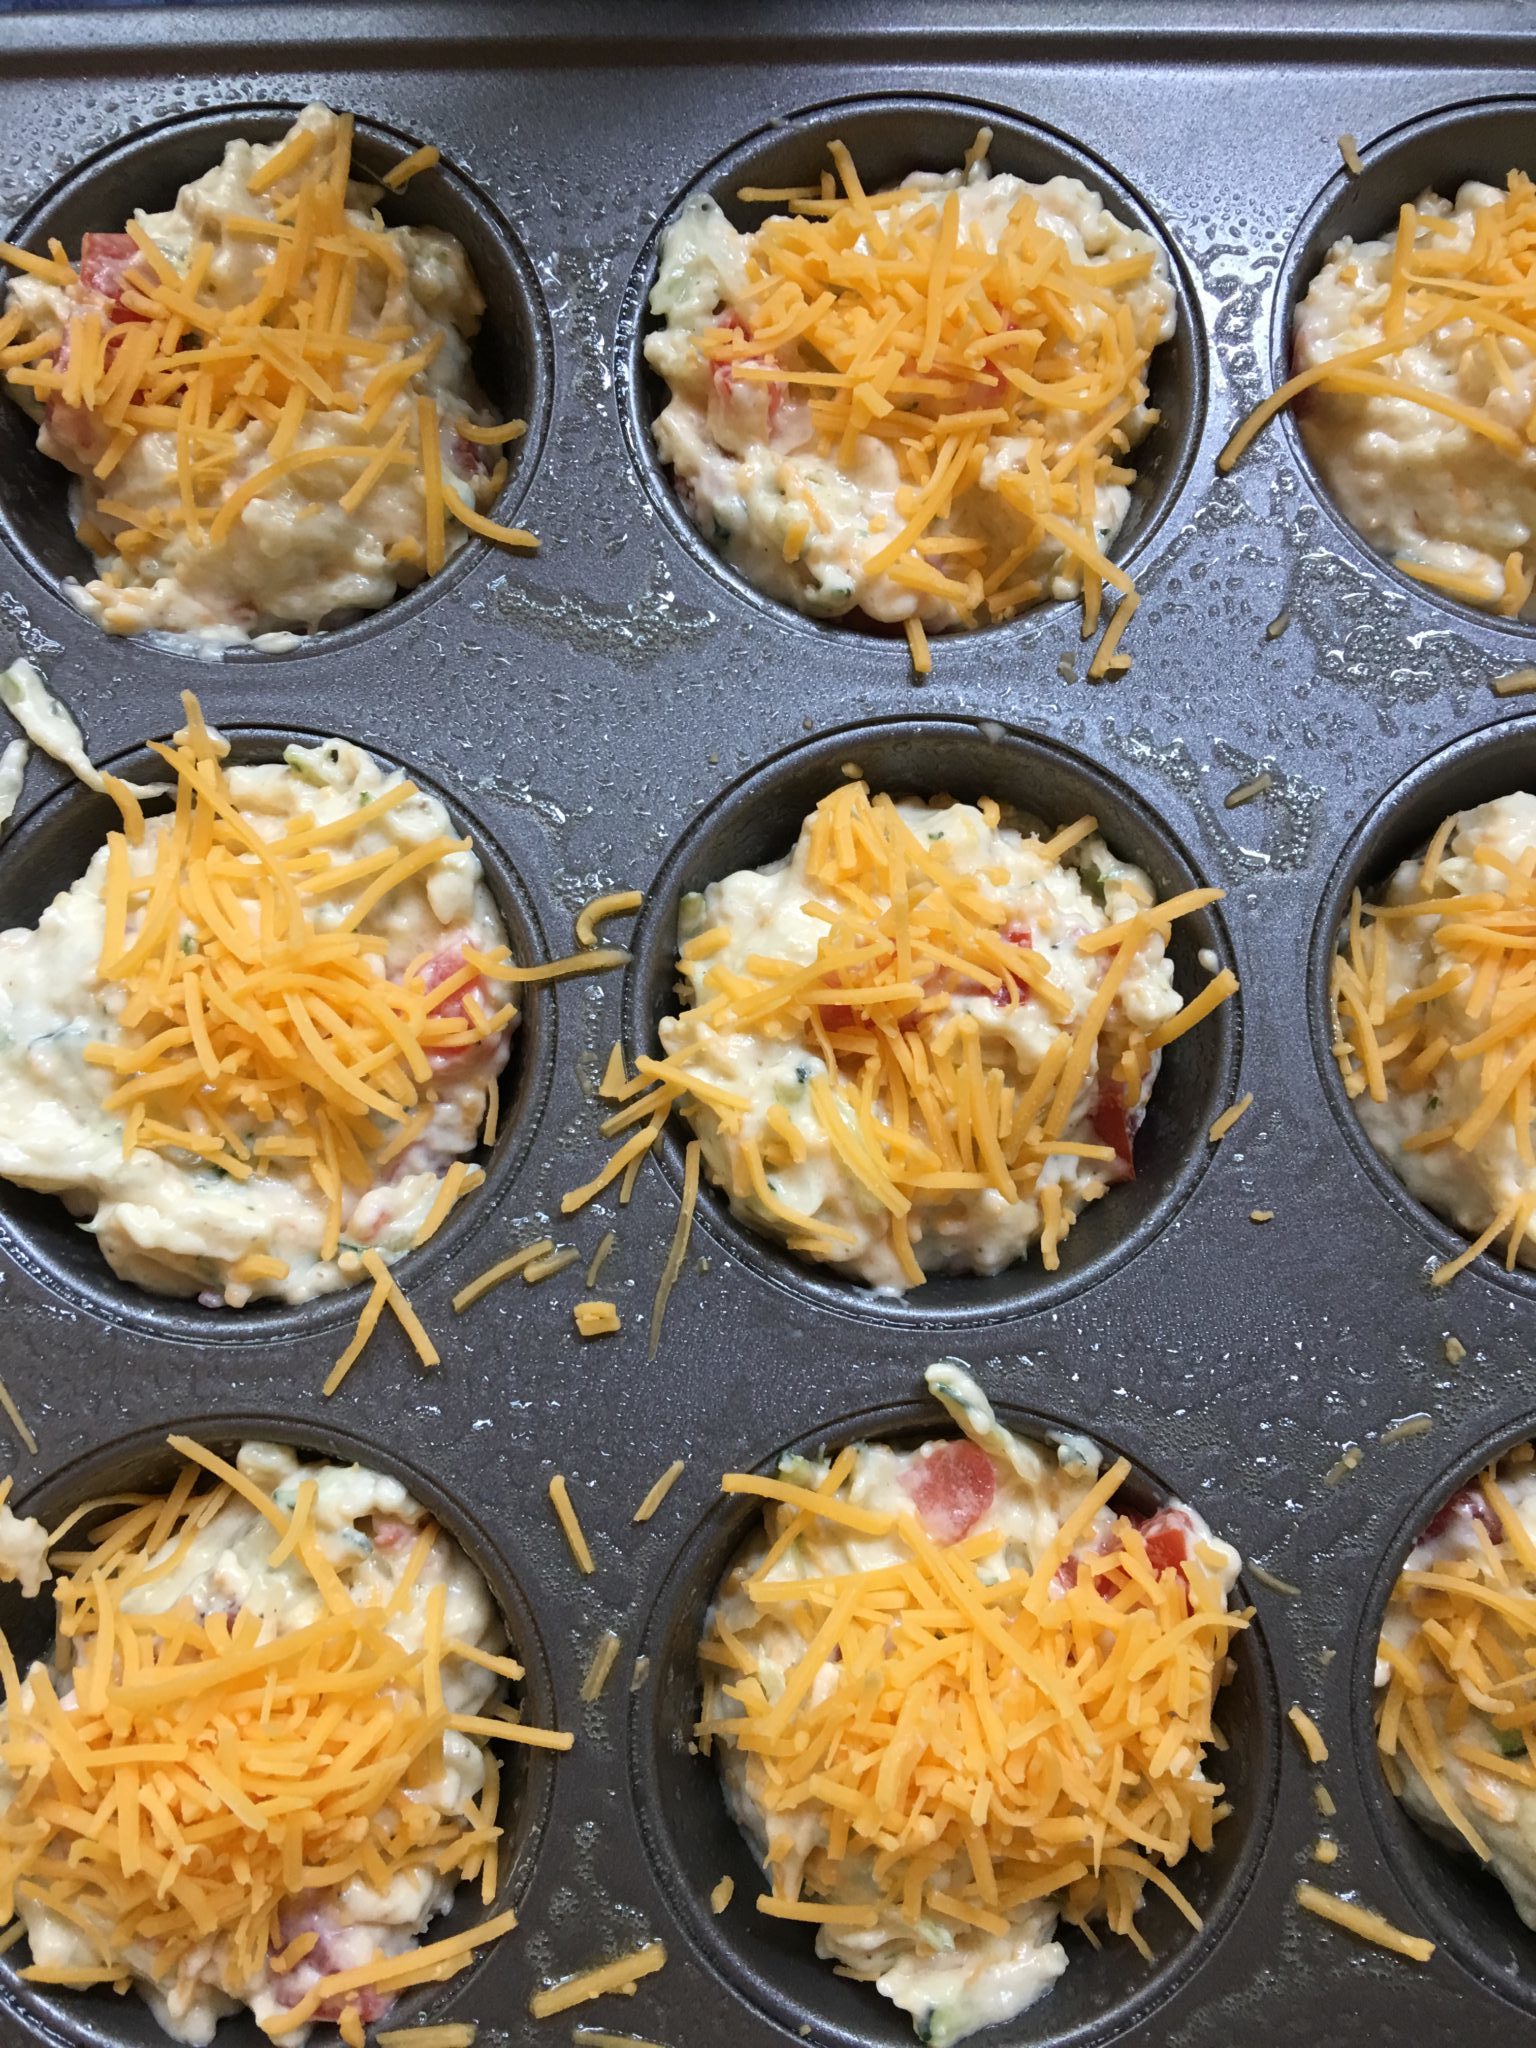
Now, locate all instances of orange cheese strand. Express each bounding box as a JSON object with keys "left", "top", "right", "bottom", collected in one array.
[
  {"left": 563, "top": 781, "right": 1233, "bottom": 1282},
  {"left": 86, "top": 691, "right": 511, "bottom": 1214},
  {"left": 704, "top": 141, "right": 1163, "bottom": 654},
  {"left": 0, "top": 1446, "right": 563, "bottom": 2011},
  {"left": 704, "top": 1469, "right": 1247, "bottom": 1949}
]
